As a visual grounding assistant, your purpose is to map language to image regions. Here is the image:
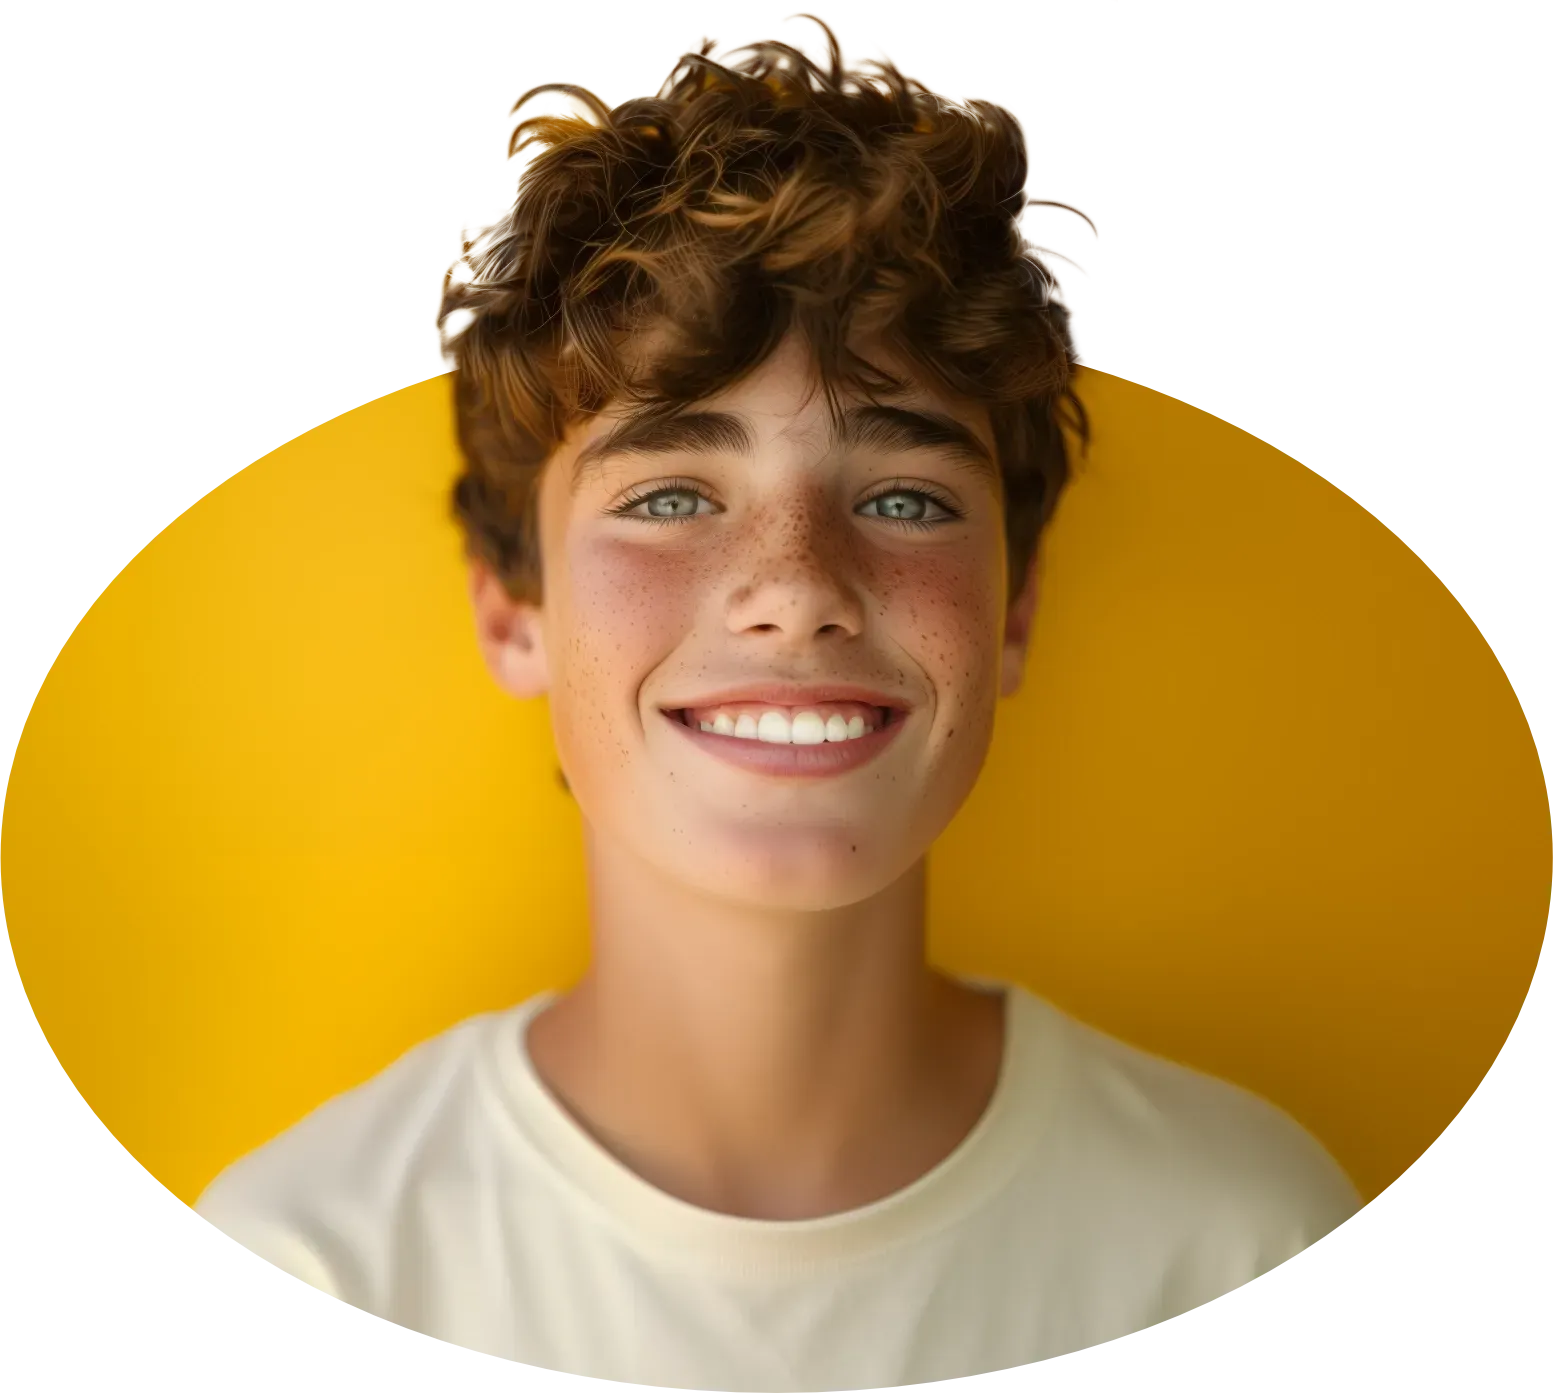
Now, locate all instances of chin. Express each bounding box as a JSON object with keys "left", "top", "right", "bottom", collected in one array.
[{"left": 661, "top": 826, "right": 925, "bottom": 913}]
